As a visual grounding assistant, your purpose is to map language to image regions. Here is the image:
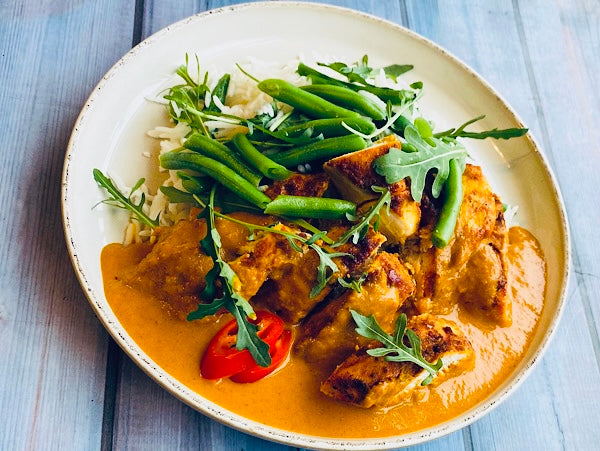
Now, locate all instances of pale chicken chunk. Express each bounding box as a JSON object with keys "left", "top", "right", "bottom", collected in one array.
[
  {"left": 320, "top": 314, "right": 474, "bottom": 408},
  {"left": 324, "top": 136, "right": 421, "bottom": 244},
  {"left": 295, "top": 252, "right": 415, "bottom": 369}
]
